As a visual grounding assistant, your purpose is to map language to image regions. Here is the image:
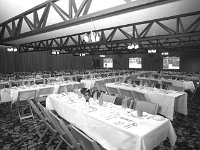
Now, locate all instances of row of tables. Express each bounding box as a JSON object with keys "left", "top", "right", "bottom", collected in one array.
[
  {"left": 0, "top": 81, "right": 81, "bottom": 103},
  {"left": 138, "top": 77, "right": 195, "bottom": 92},
  {"left": 0, "top": 71, "right": 195, "bottom": 150}
]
